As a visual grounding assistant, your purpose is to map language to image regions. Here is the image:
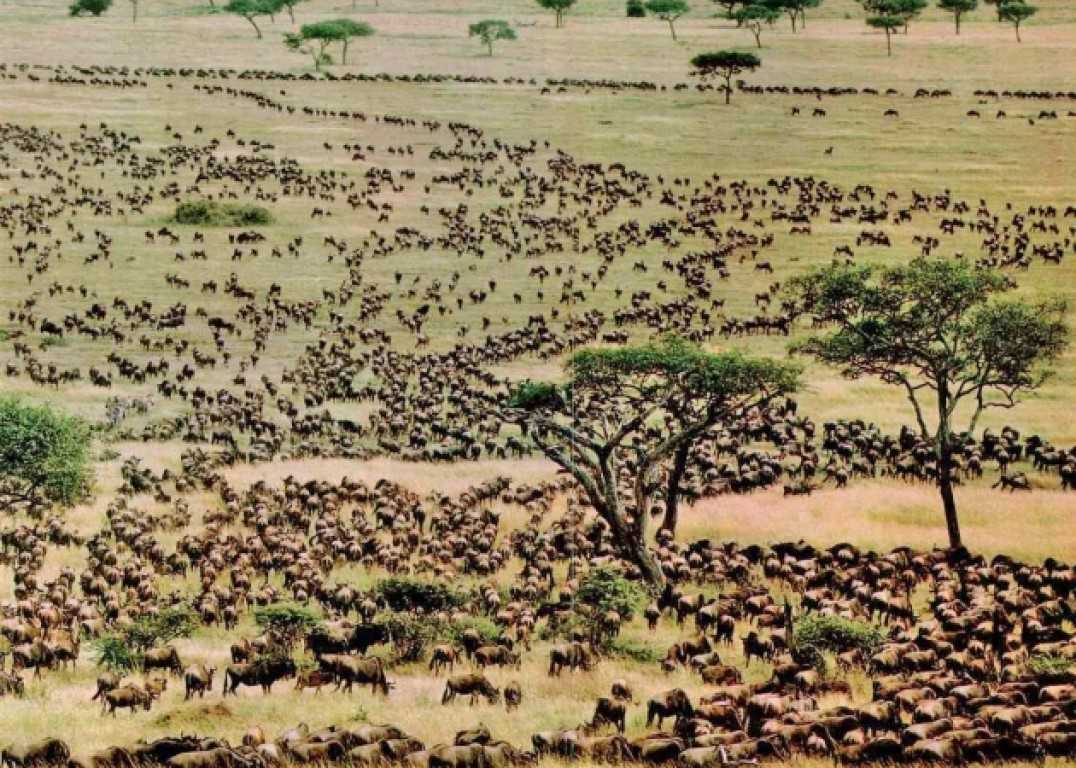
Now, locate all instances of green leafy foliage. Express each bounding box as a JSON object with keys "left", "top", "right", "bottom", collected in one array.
[
  {"left": 93, "top": 635, "right": 140, "bottom": 673},
  {"left": 253, "top": 603, "right": 323, "bottom": 651},
  {"left": 734, "top": 5, "right": 781, "bottom": 46},
  {"left": 125, "top": 606, "right": 199, "bottom": 651},
  {"left": 793, "top": 614, "right": 885, "bottom": 671},
  {"left": 997, "top": 0, "right": 1035, "bottom": 39},
  {"left": 224, "top": 0, "right": 285, "bottom": 37},
  {"left": 690, "top": 50, "right": 762, "bottom": 102},
  {"left": 576, "top": 566, "right": 647, "bottom": 620},
  {"left": 507, "top": 380, "right": 563, "bottom": 410},
  {"left": 0, "top": 398, "right": 93, "bottom": 511},
  {"left": 536, "top": 0, "right": 577, "bottom": 26},
  {"left": 469, "top": 19, "right": 517, "bottom": 55},
  {"left": 646, "top": 0, "right": 690, "bottom": 37},
  {"left": 69, "top": 0, "right": 112, "bottom": 15},
  {"left": 374, "top": 577, "right": 464, "bottom": 612},
  {"left": 627, "top": 0, "right": 647, "bottom": 15},
  {"left": 174, "top": 200, "right": 273, "bottom": 226},
  {"left": 1029, "top": 654, "right": 1073, "bottom": 677}
]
